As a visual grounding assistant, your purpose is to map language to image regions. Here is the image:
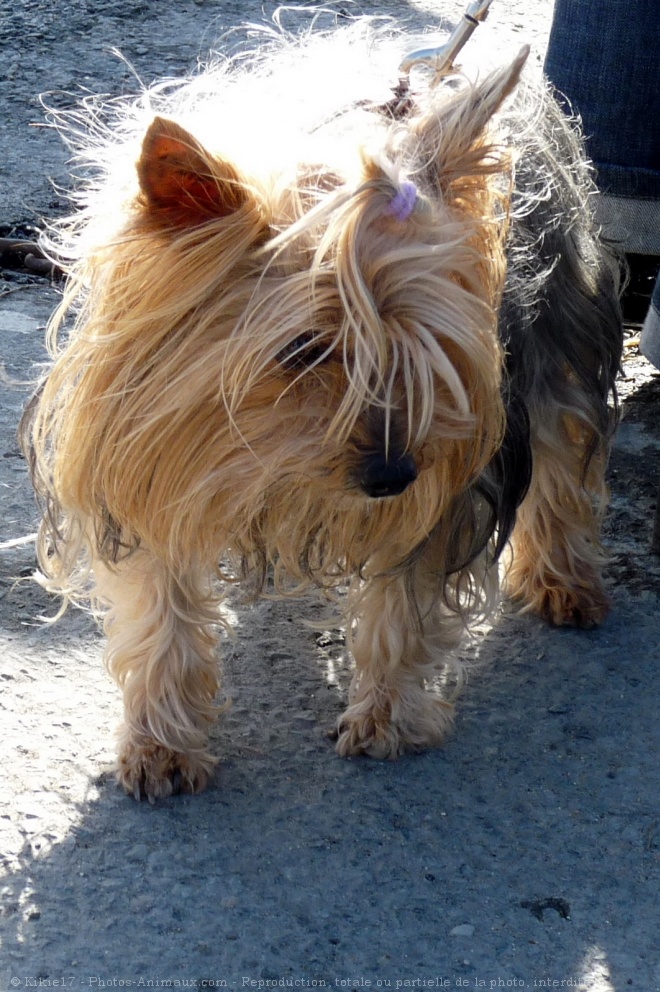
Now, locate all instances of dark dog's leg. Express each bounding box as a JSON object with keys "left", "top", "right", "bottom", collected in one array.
[
  {"left": 500, "top": 84, "right": 623, "bottom": 627},
  {"left": 506, "top": 397, "right": 611, "bottom": 628}
]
